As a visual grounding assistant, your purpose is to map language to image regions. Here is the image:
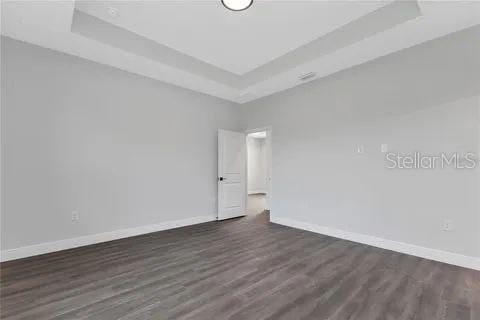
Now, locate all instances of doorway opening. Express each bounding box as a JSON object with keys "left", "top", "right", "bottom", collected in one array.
[{"left": 246, "top": 128, "right": 271, "bottom": 218}]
